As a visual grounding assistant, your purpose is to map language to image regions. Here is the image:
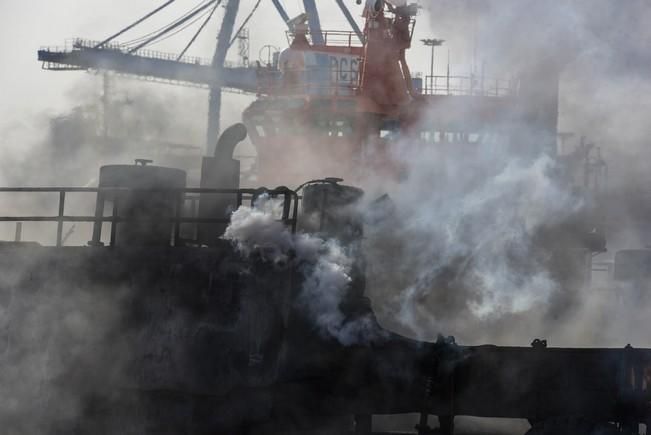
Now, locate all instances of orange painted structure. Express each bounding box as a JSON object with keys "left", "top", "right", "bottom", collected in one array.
[{"left": 242, "top": 3, "right": 530, "bottom": 186}]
